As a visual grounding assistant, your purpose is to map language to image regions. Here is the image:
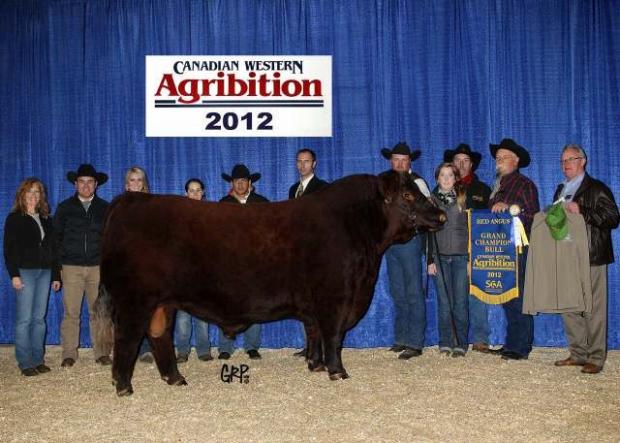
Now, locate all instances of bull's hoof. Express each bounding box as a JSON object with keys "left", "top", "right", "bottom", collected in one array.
[
  {"left": 173, "top": 377, "right": 188, "bottom": 386},
  {"left": 308, "top": 361, "right": 326, "bottom": 372},
  {"left": 328, "top": 371, "right": 349, "bottom": 381},
  {"left": 116, "top": 385, "right": 134, "bottom": 396},
  {"left": 162, "top": 375, "right": 187, "bottom": 386}
]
